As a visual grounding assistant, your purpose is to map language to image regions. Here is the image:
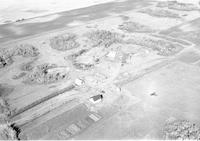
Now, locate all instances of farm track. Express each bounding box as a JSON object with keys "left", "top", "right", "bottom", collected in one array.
[{"left": 10, "top": 84, "right": 75, "bottom": 119}]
